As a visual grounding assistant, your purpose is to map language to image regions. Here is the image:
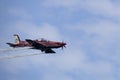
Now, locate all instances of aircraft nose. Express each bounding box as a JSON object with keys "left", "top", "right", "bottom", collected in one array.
[
  {"left": 62, "top": 42, "right": 66, "bottom": 47},
  {"left": 63, "top": 43, "right": 66, "bottom": 45},
  {"left": 61, "top": 42, "right": 66, "bottom": 50}
]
